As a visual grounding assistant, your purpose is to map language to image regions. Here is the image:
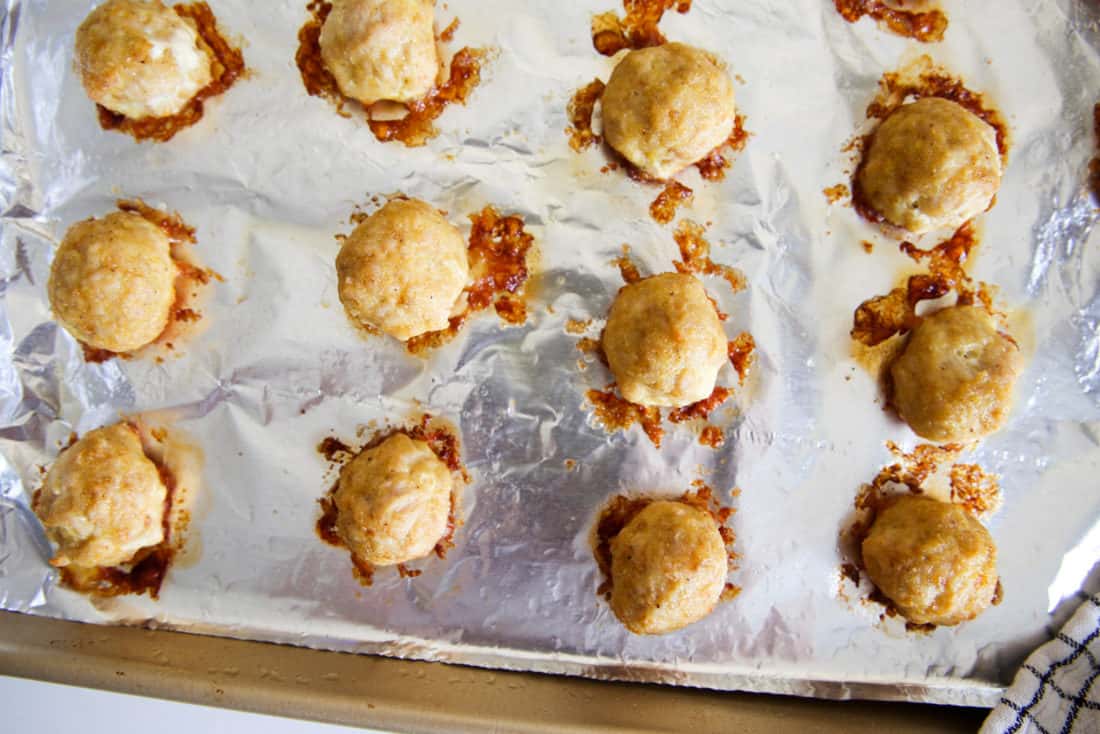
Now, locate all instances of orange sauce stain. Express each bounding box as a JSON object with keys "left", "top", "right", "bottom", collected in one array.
[
  {"left": 673, "top": 220, "right": 746, "bottom": 293},
  {"left": 650, "top": 180, "right": 694, "bottom": 224},
  {"left": 591, "top": 0, "right": 693, "bottom": 56},
  {"left": 833, "top": 0, "right": 948, "bottom": 43},
  {"left": 405, "top": 207, "right": 534, "bottom": 354},
  {"left": 97, "top": 3, "right": 245, "bottom": 142}
]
